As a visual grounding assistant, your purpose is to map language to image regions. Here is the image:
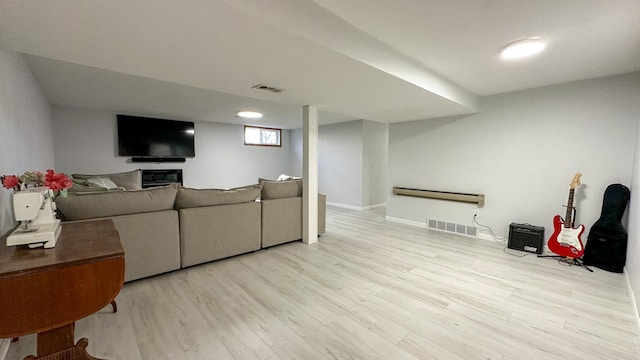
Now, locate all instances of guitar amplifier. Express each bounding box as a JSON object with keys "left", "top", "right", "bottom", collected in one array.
[{"left": 508, "top": 223, "right": 545, "bottom": 254}]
